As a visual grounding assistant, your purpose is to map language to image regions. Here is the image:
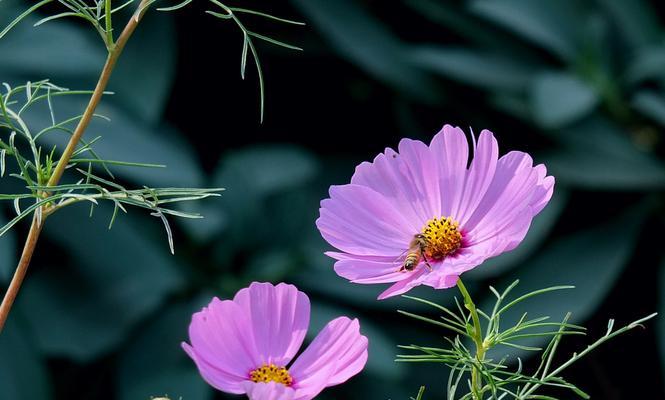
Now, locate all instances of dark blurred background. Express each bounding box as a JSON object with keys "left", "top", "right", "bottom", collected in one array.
[{"left": 1, "top": 0, "right": 665, "bottom": 399}]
